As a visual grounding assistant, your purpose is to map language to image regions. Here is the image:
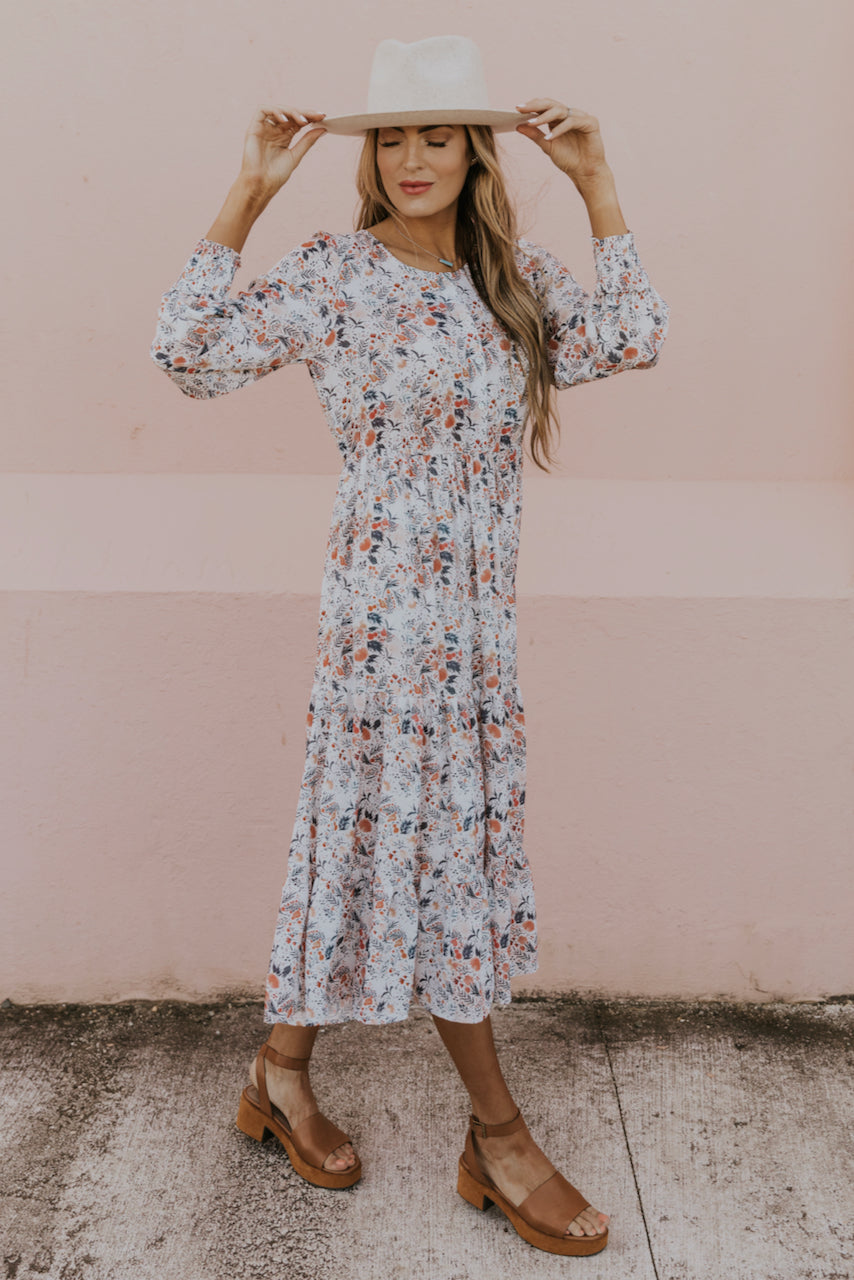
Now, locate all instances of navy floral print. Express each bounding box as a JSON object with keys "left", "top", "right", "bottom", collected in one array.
[{"left": 151, "top": 226, "right": 669, "bottom": 1024}]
